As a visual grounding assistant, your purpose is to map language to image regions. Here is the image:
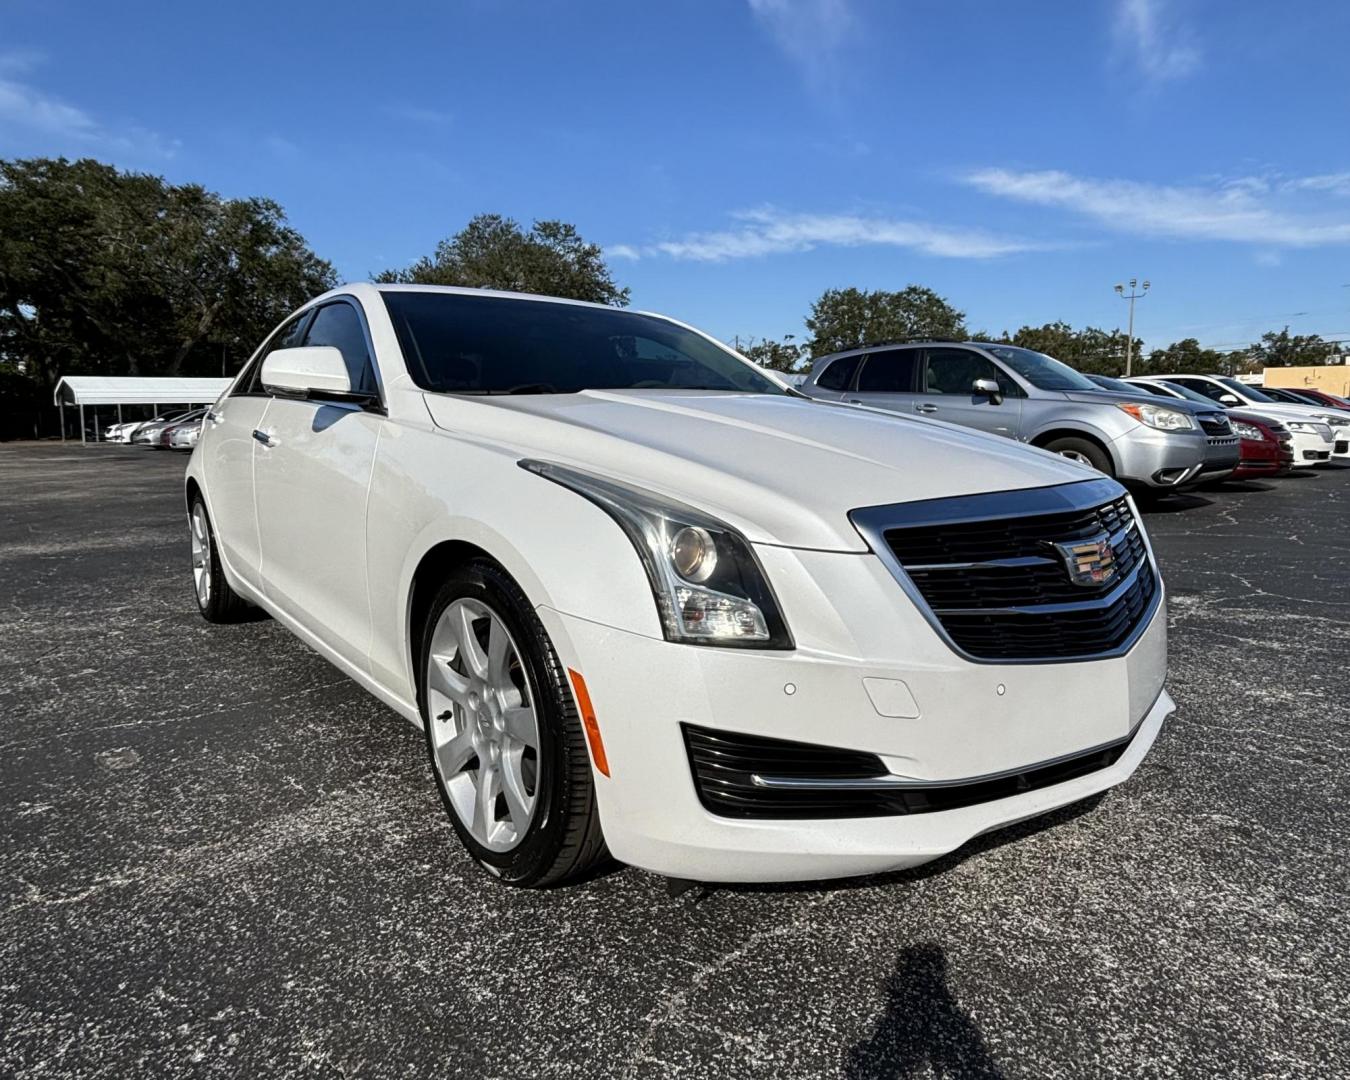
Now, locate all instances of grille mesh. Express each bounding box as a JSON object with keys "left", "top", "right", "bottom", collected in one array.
[{"left": 883, "top": 495, "right": 1158, "bottom": 660}]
